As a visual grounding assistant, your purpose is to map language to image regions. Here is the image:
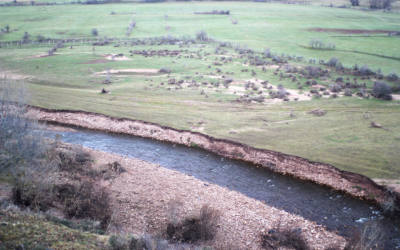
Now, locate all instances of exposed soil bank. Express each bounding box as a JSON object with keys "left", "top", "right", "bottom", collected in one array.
[{"left": 26, "top": 106, "right": 397, "bottom": 208}]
